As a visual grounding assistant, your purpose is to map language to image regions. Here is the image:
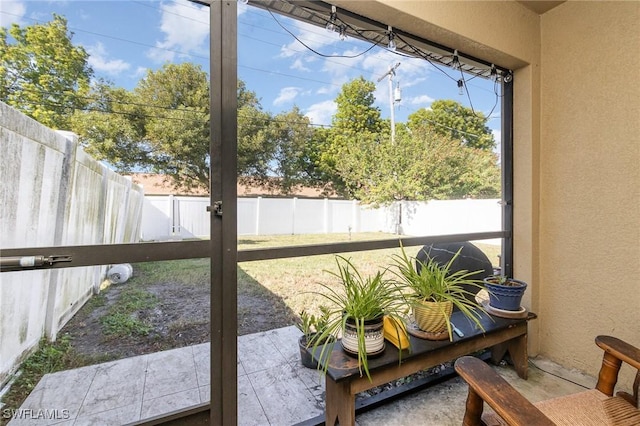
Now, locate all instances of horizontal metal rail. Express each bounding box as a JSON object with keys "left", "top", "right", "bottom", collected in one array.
[
  {"left": 237, "top": 231, "right": 507, "bottom": 262},
  {"left": 0, "top": 240, "right": 211, "bottom": 272},
  {"left": 0, "top": 231, "right": 507, "bottom": 272}
]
